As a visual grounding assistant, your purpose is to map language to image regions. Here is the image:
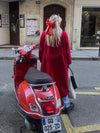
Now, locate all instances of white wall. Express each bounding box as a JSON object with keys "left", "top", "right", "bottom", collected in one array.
[
  {"left": 73, "top": 0, "right": 100, "bottom": 49},
  {"left": 0, "top": 2, "right": 9, "bottom": 45}
]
